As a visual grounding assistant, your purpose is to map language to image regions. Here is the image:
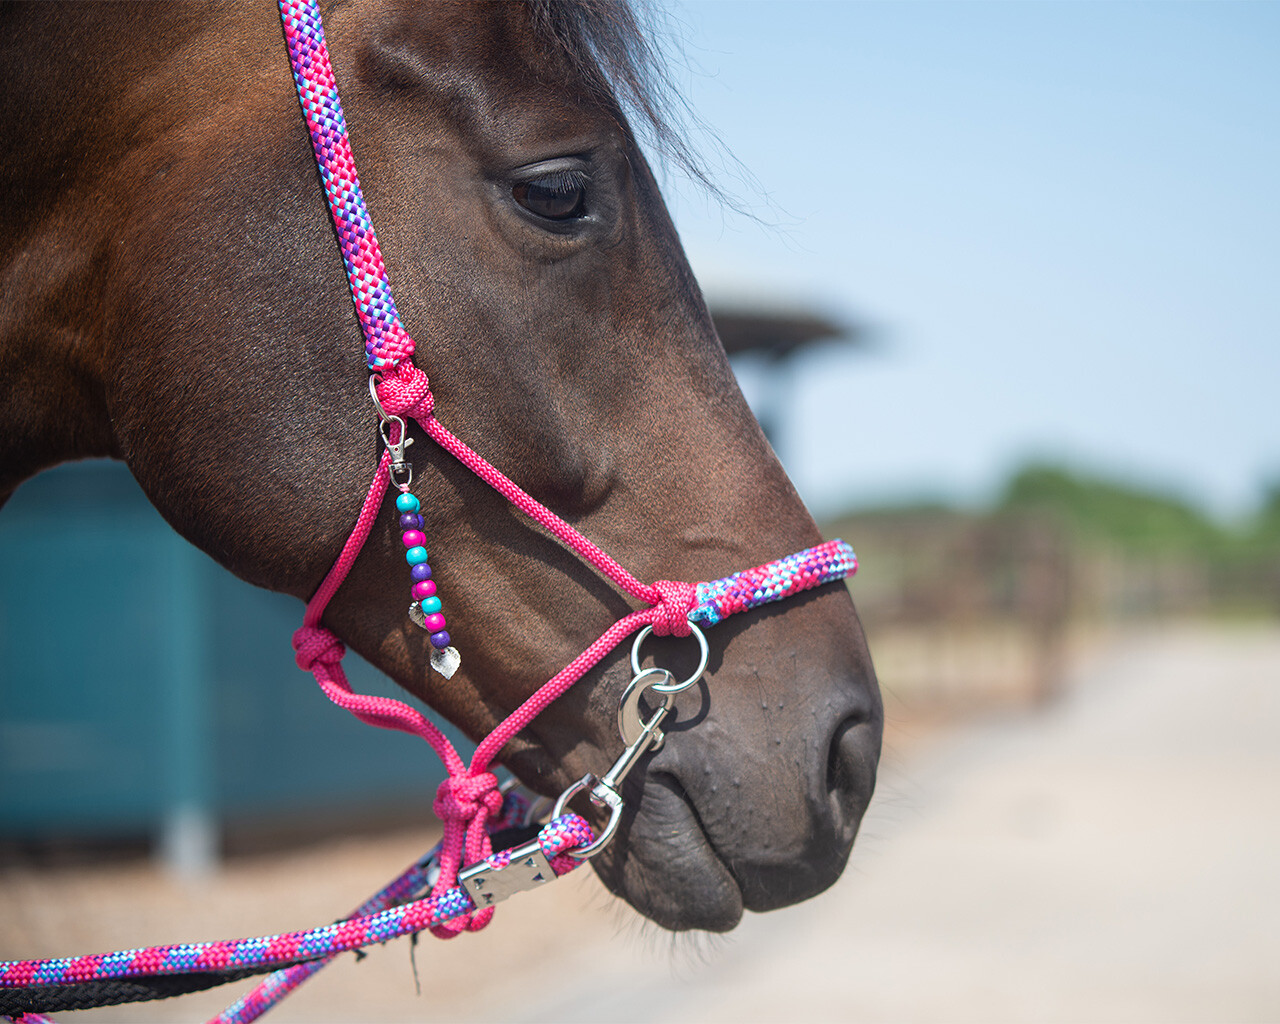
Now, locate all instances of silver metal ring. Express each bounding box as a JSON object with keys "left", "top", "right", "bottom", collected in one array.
[
  {"left": 629, "top": 621, "right": 708, "bottom": 693},
  {"left": 551, "top": 775, "right": 621, "bottom": 860},
  {"left": 368, "top": 373, "right": 390, "bottom": 422}
]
